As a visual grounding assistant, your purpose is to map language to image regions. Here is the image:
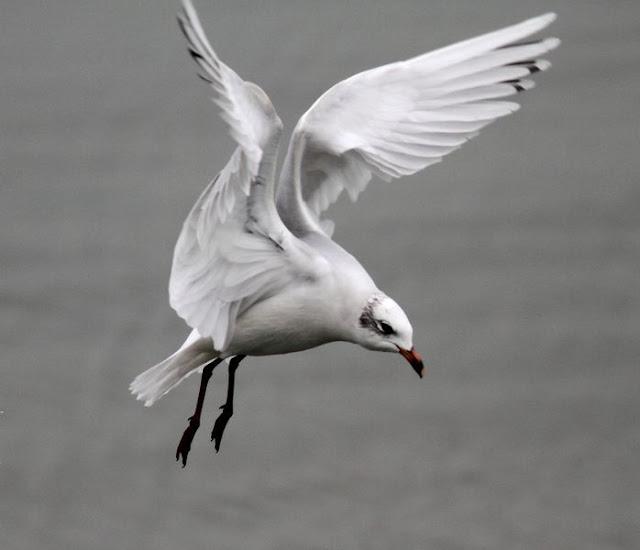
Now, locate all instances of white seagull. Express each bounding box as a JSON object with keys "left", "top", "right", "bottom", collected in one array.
[{"left": 131, "top": 0, "right": 559, "bottom": 465}]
